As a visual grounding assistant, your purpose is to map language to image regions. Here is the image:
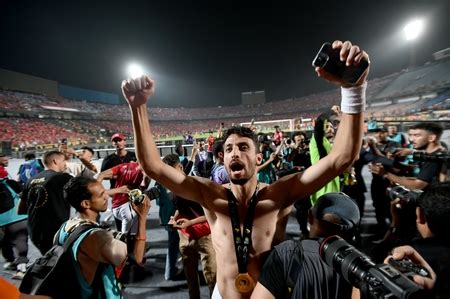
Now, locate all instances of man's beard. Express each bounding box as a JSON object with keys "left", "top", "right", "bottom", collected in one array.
[{"left": 230, "top": 178, "right": 249, "bottom": 185}]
